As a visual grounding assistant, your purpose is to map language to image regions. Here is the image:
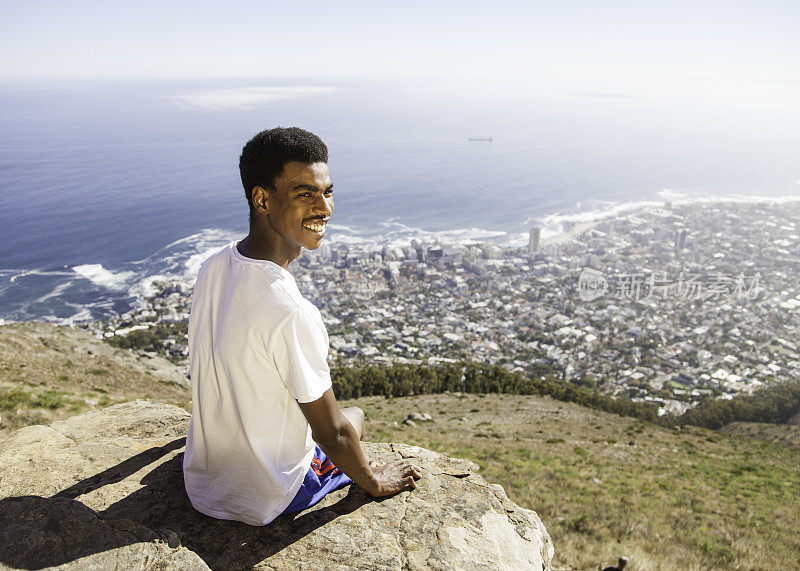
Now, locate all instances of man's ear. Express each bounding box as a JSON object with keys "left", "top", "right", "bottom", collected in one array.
[{"left": 252, "top": 186, "right": 269, "bottom": 214}]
